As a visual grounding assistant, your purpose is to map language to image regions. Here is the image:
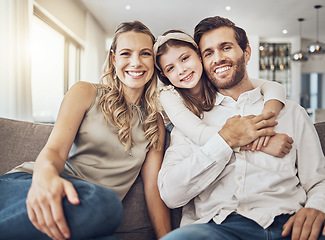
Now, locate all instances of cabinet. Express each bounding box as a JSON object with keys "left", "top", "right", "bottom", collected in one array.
[{"left": 259, "top": 42, "right": 291, "bottom": 96}]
